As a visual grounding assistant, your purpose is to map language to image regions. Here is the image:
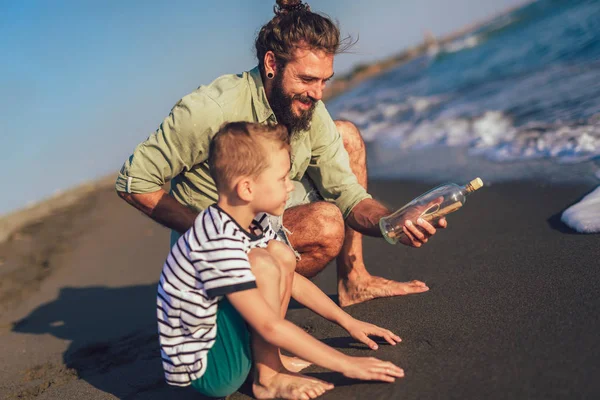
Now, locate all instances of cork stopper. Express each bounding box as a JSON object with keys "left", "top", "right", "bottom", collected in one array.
[{"left": 467, "top": 177, "right": 483, "bottom": 192}]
